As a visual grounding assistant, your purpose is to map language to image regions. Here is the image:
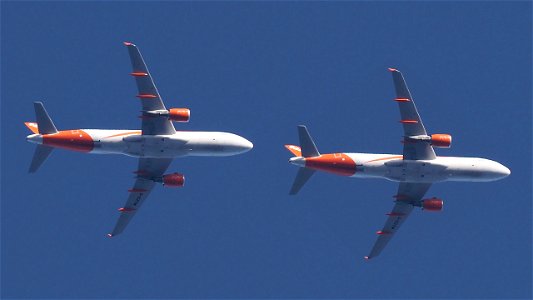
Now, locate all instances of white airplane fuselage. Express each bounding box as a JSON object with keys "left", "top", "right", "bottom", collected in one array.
[
  {"left": 26, "top": 129, "right": 253, "bottom": 158},
  {"left": 289, "top": 152, "right": 510, "bottom": 183}
]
